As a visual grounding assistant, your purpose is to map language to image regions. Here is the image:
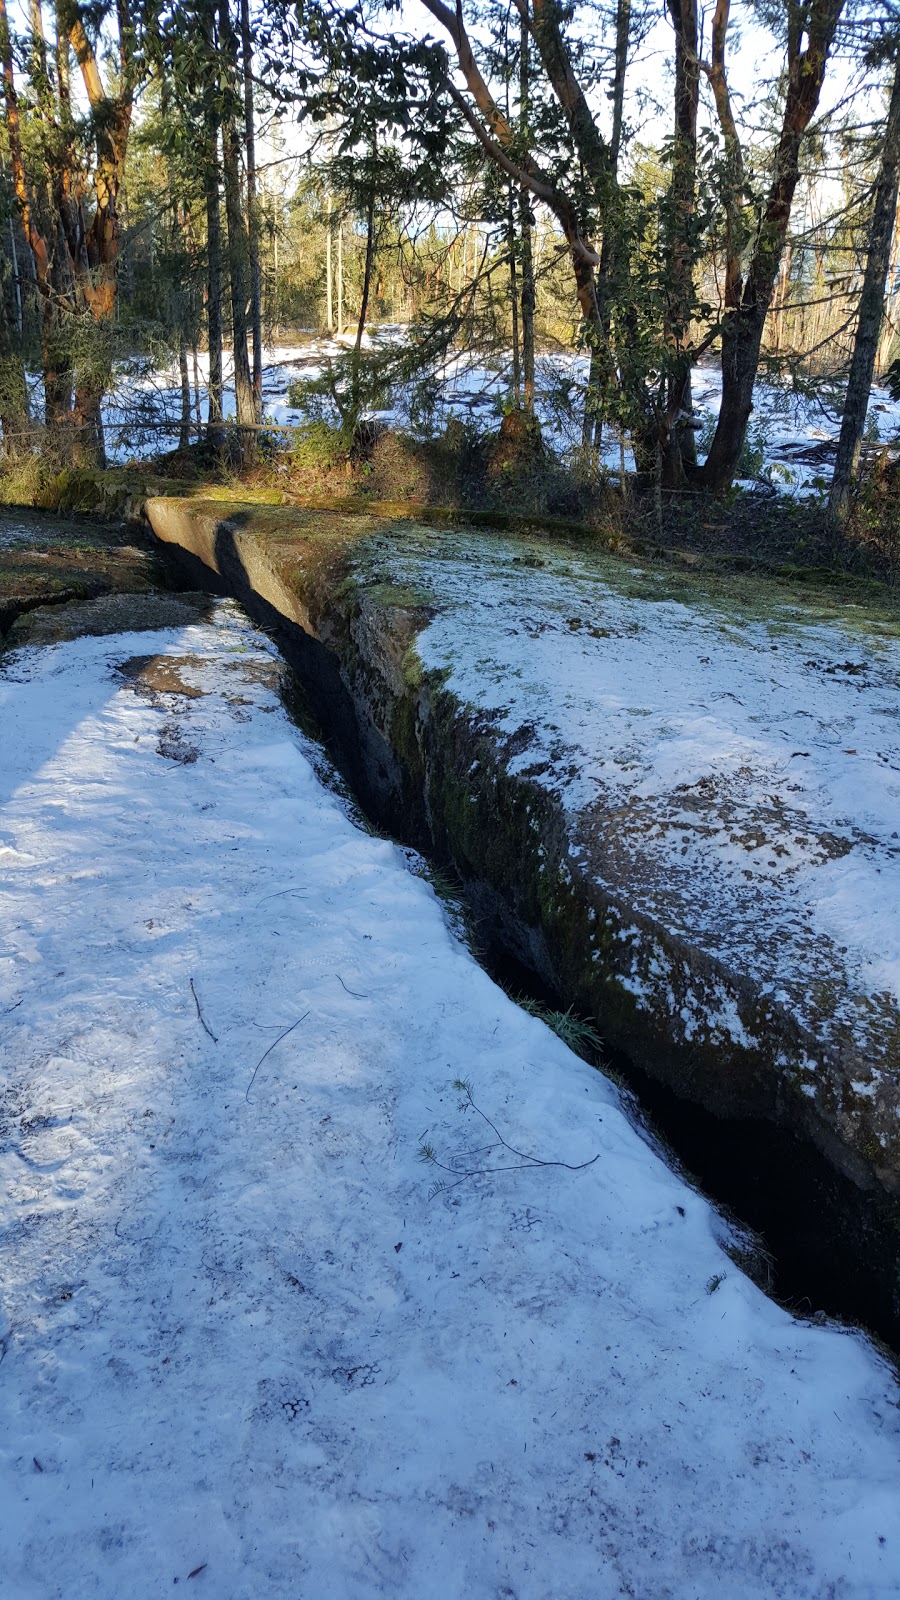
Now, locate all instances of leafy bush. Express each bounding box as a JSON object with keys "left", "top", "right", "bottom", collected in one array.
[
  {"left": 737, "top": 418, "right": 770, "bottom": 479},
  {"left": 286, "top": 347, "right": 394, "bottom": 437}
]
